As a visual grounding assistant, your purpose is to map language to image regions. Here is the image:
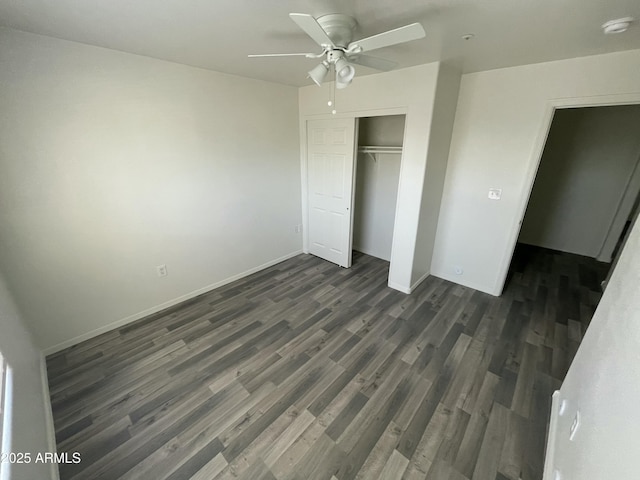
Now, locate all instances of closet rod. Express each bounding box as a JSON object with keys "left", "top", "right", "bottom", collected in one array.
[{"left": 358, "top": 146, "right": 403, "bottom": 155}]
